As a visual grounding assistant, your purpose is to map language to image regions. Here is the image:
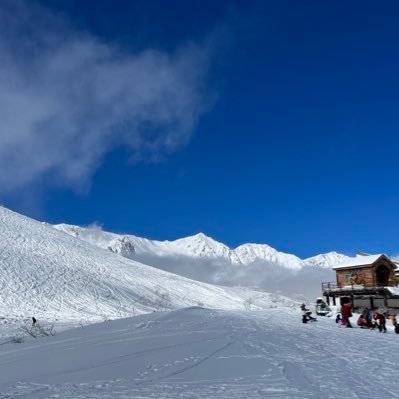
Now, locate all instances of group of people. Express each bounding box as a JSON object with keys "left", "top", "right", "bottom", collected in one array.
[
  {"left": 301, "top": 301, "right": 399, "bottom": 333},
  {"left": 336, "top": 303, "right": 399, "bottom": 333}
]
